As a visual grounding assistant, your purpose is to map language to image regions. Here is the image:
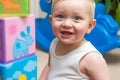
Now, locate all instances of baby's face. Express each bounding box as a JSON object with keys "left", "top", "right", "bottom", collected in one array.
[{"left": 50, "top": 0, "right": 94, "bottom": 44}]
